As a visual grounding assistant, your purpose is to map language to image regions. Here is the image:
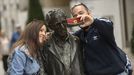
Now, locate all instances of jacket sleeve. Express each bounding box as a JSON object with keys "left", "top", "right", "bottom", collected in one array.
[
  {"left": 94, "top": 18, "right": 115, "bottom": 41},
  {"left": 8, "top": 50, "right": 26, "bottom": 75}
]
